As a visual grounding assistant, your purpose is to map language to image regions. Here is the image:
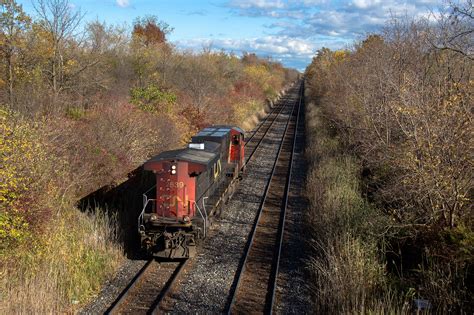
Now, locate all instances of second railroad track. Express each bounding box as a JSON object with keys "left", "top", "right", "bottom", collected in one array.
[{"left": 226, "top": 82, "right": 303, "bottom": 314}]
